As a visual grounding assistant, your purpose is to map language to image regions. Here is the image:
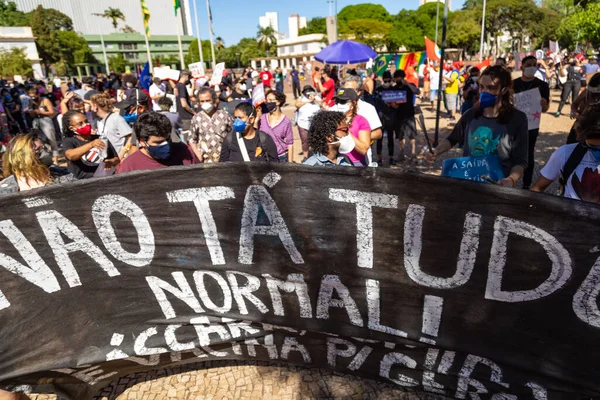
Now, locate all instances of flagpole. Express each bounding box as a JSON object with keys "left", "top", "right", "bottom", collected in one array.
[
  {"left": 144, "top": 34, "right": 153, "bottom": 71},
  {"left": 176, "top": 7, "right": 186, "bottom": 69},
  {"left": 479, "top": 0, "right": 487, "bottom": 62},
  {"left": 205, "top": 0, "right": 216, "bottom": 68},
  {"left": 193, "top": 0, "right": 204, "bottom": 68},
  {"left": 434, "top": 0, "right": 449, "bottom": 147},
  {"left": 434, "top": 0, "right": 440, "bottom": 45}
]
